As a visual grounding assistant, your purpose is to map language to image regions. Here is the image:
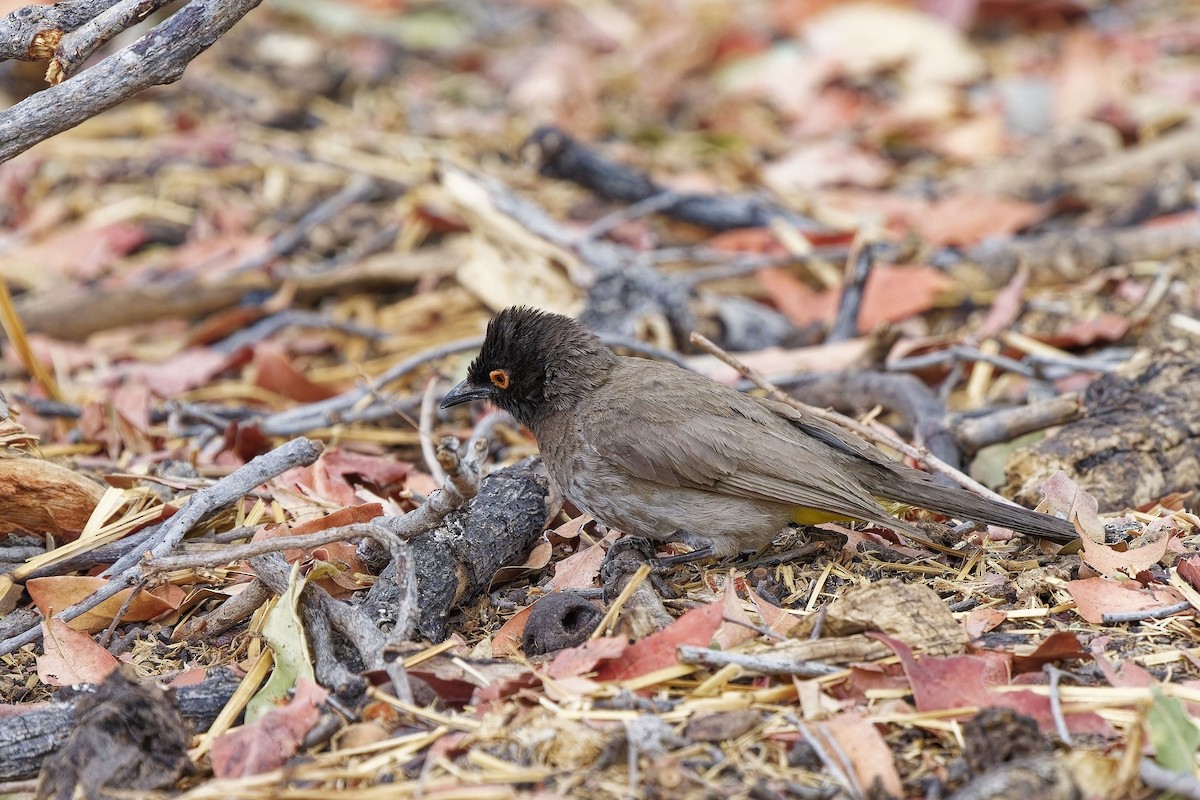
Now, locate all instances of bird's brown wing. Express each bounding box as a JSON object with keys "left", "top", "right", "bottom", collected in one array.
[{"left": 587, "top": 360, "right": 911, "bottom": 530}]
